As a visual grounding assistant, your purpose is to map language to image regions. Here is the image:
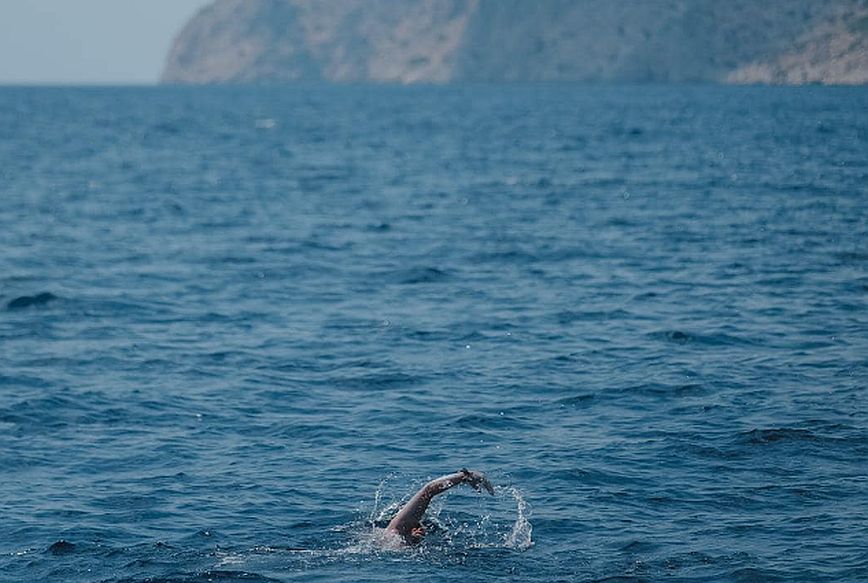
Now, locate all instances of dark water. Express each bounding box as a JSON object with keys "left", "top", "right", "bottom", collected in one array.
[{"left": 1, "top": 84, "right": 866, "bottom": 582}]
